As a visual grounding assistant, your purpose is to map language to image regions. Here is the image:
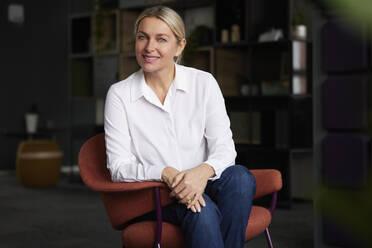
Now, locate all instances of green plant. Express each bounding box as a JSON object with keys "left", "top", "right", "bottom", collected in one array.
[
  {"left": 93, "top": 0, "right": 104, "bottom": 52},
  {"left": 183, "top": 25, "right": 212, "bottom": 65},
  {"left": 292, "top": 12, "right": 306, "bottom": 25},
  {"left": 93, "top": 0, "right": 116, "bottom": 53}
]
